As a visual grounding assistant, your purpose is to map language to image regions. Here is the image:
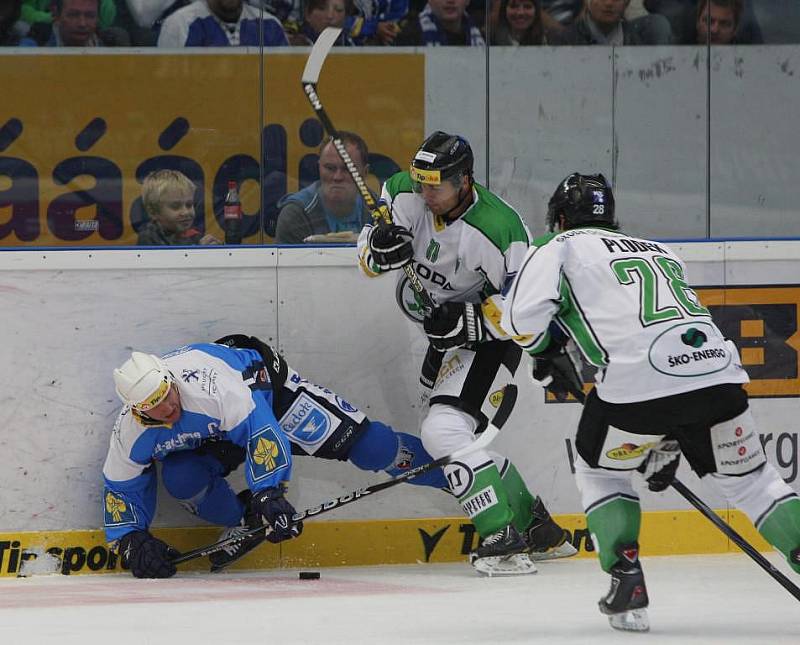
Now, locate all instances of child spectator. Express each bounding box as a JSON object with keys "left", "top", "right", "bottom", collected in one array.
[
  {"left": 286, "top": 0, "right": 353, "bottom": 45},
  {"left": 137, "top": 170, "right": 221, "bottom": 246},
  {"left": 395, "top": 0, "right": 485, "bottom": 46}
]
